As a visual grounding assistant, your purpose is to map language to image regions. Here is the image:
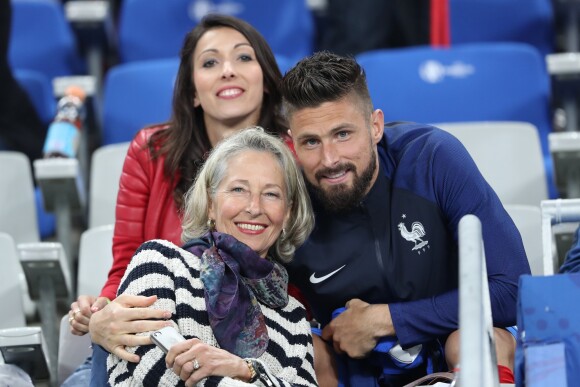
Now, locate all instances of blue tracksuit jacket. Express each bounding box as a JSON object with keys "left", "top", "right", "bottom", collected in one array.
[{"left": 287, "top": 122, "right": 531, "bottom": 348}]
